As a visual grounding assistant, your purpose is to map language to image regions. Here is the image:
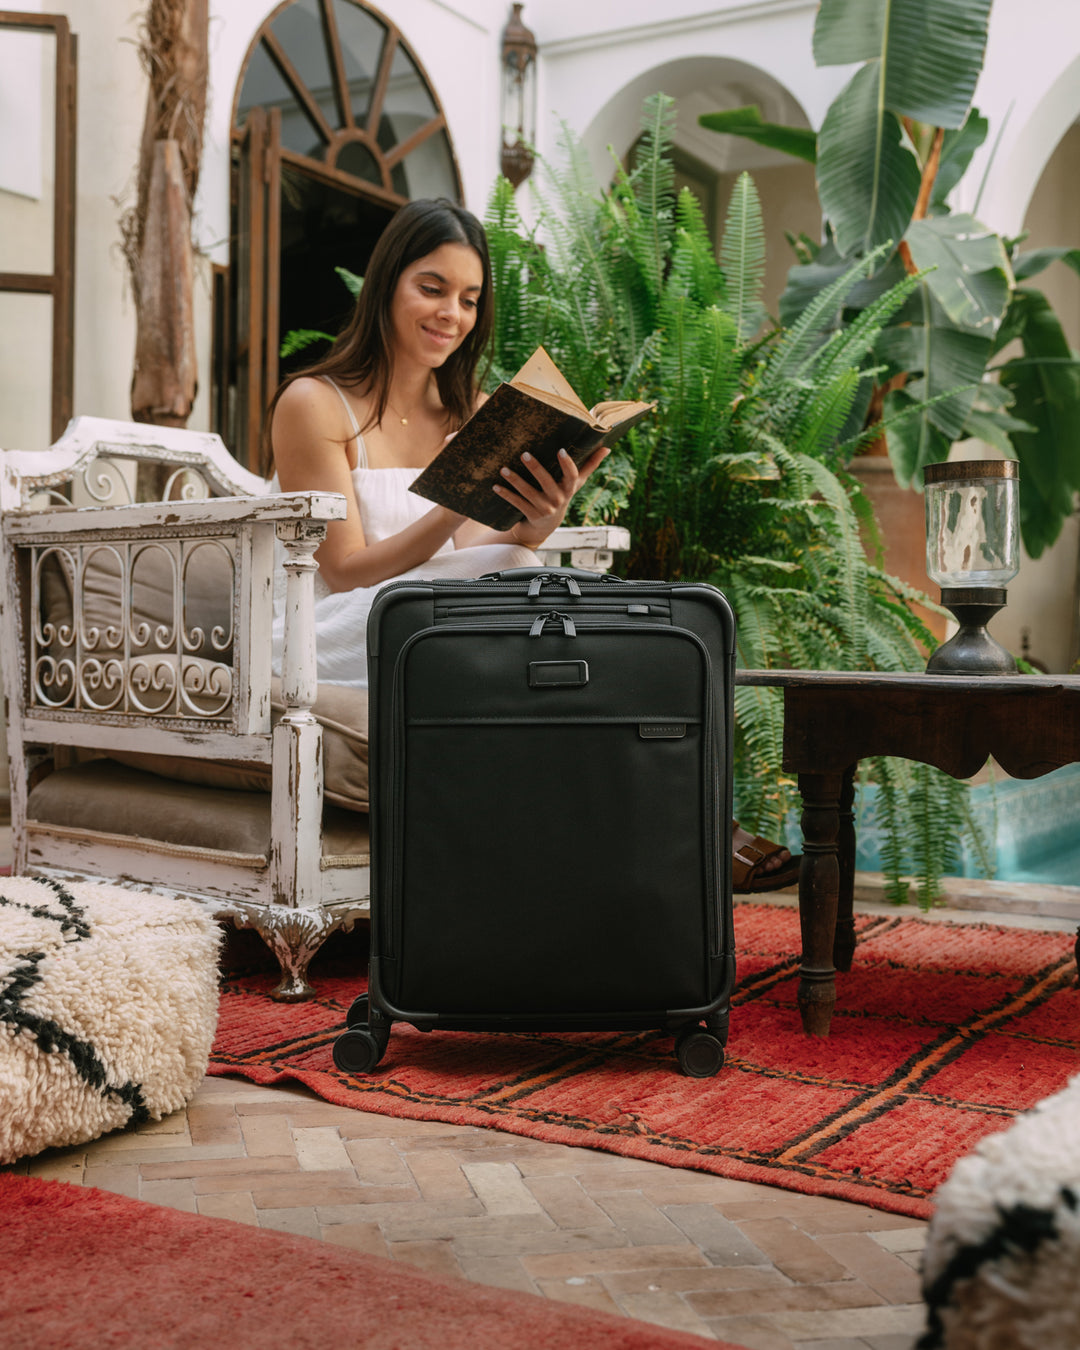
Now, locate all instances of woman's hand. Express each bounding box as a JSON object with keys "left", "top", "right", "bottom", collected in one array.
[{"left": 494, "top": 445, "right": 611, "bottom": 549}]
